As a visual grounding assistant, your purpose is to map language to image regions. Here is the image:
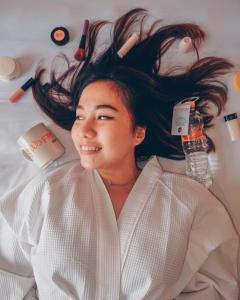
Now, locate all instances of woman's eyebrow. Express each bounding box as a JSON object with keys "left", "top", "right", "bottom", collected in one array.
[{"left": 77, "top": 104, "right": 119, "bottom": 112}]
